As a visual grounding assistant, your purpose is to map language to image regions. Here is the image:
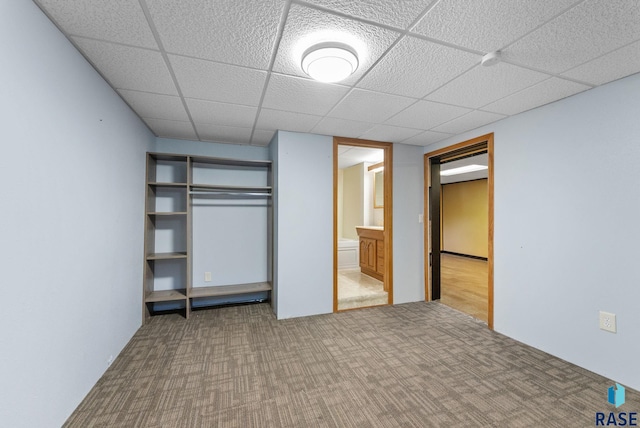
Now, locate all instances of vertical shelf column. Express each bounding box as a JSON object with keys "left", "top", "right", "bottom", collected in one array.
[{"left": 143, "top": 153, "right": 189, "bottom": 323}]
